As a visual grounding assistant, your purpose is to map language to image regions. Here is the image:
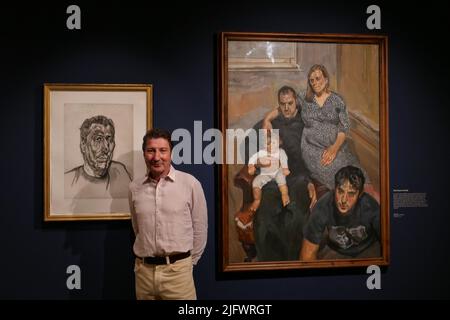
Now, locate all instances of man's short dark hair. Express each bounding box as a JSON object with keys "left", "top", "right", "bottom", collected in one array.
[
  {"left": 334, "top": 165, "right": 365, "bottom": 194},
  {"left": 277, "top": 86, "right": 297, "bottom": 102},
  {"left": 142, "top": 128, "right": 173, "bottom": 151},
  {"left": 80, "top": 115, "right": 115, "bottom": 143}
]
